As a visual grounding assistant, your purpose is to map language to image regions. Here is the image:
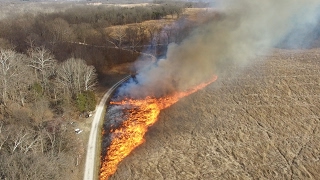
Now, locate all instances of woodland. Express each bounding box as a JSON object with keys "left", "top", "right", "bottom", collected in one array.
[{"left": 0, "top": 1, "right": 209, "bottom": 179}]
